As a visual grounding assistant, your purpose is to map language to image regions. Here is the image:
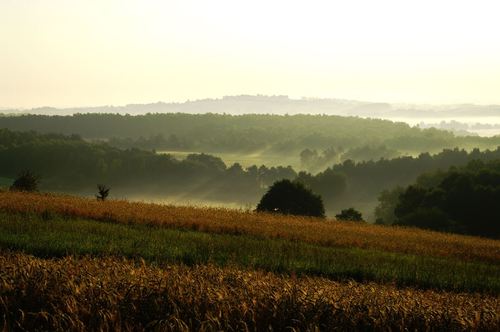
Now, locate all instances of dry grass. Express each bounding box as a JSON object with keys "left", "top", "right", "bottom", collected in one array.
[
  {"left": 1, "top": 191, "right": 499, "bottom": 263},
  {"left": 1, "top": 251, "right": 498, "bottom": 331}
]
